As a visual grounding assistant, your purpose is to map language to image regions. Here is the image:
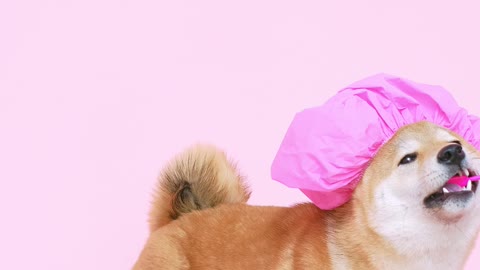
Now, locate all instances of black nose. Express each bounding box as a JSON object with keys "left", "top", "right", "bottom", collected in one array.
[{"left": 437, "top": 144, "right": 465, "bottom": 165}]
